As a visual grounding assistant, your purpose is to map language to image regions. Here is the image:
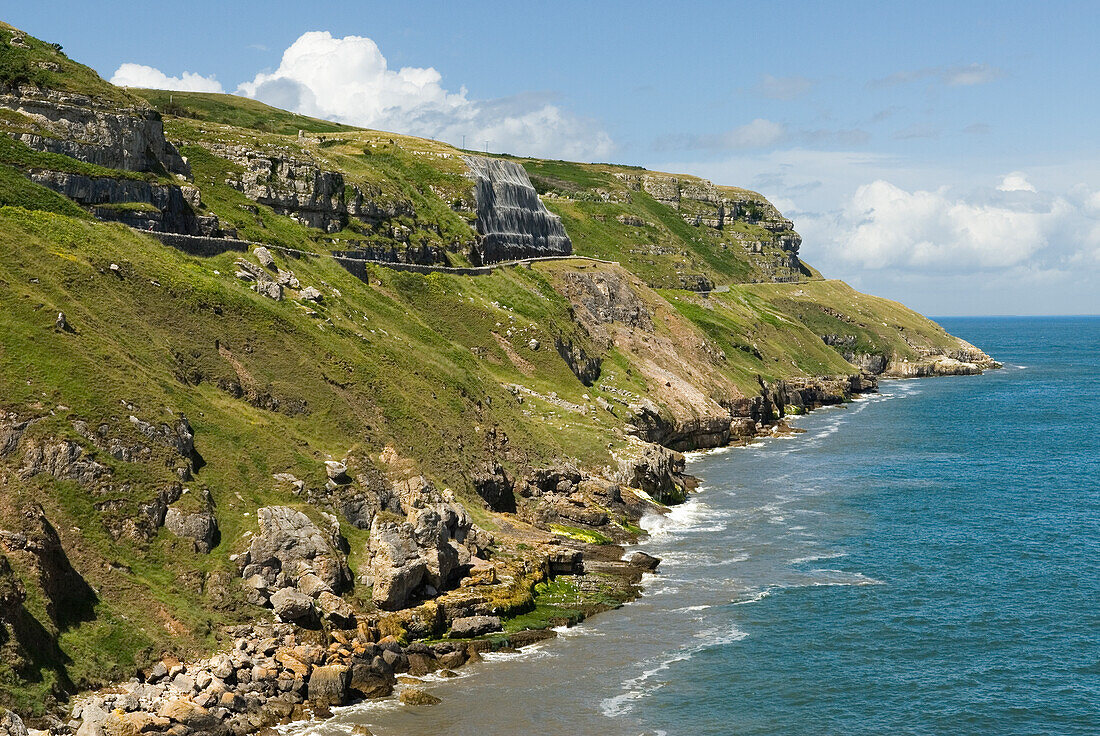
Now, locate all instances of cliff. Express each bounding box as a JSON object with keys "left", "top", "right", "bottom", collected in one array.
[{"left": 0, "top": 21, "right": 997, "bottom": 731}]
